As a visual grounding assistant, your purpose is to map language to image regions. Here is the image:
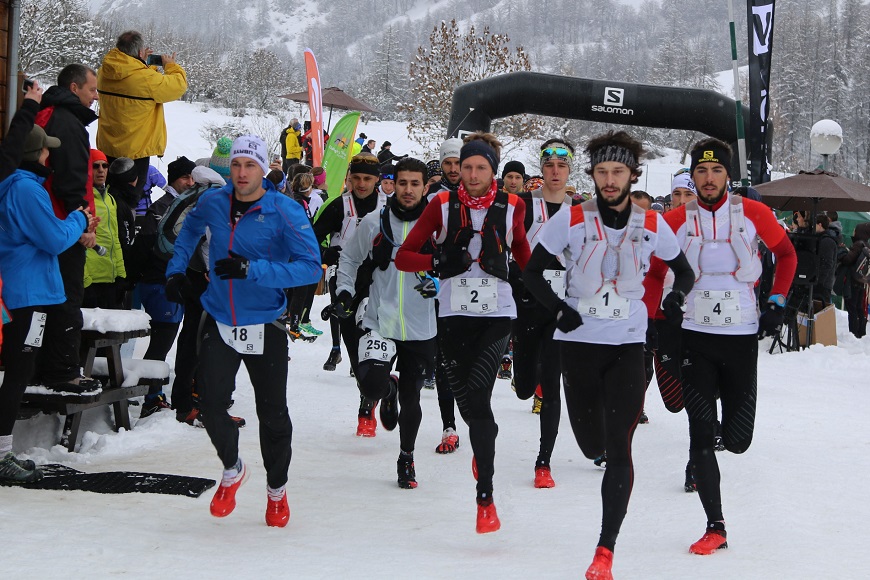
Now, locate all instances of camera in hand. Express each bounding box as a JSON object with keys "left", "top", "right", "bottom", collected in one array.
[
  {"left": 21, "top": 78, "right": 34, "bottom": 93},
  {"left": 146, "top": 54, "right": 163, "bottom": 66}
]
